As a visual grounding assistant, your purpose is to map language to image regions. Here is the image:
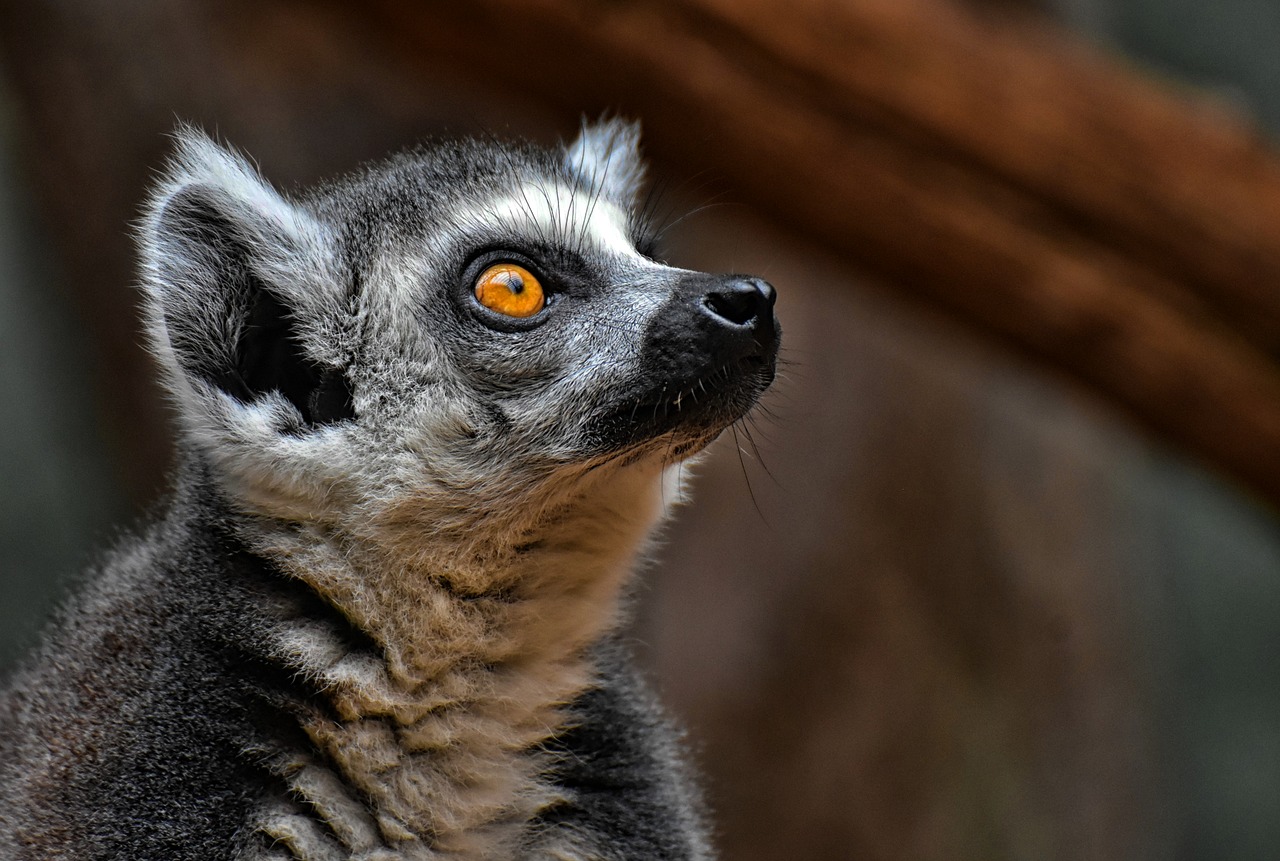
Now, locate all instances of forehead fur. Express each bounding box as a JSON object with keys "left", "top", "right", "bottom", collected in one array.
[{"left": 301, "top": 130, "right": 646, "bottom": 271}]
